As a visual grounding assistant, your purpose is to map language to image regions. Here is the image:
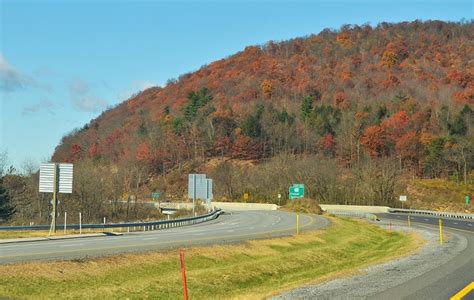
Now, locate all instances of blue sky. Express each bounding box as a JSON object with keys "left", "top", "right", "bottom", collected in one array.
[{"left": 0, "top": 0, "right": 472, "bottom": 171}]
